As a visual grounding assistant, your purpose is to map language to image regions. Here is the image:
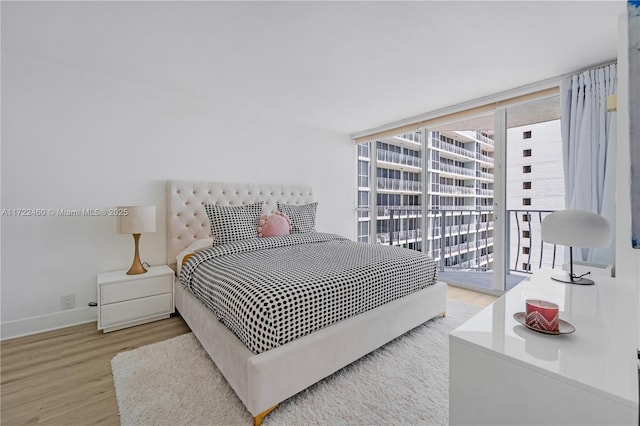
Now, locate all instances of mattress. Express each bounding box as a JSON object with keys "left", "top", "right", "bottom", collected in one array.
[{"left": 179, "top": 233, "right": 438, "bottom": 354}]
